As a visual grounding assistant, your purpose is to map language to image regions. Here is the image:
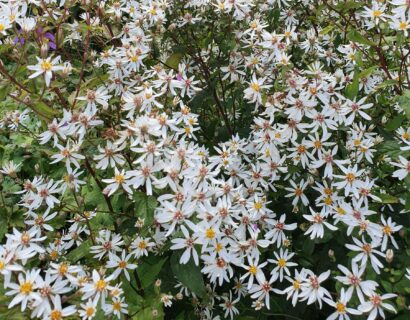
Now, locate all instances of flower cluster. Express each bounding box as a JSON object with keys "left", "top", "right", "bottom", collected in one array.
[{"left": 0, "top": 0, "right": 409, "bottom": 320}]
